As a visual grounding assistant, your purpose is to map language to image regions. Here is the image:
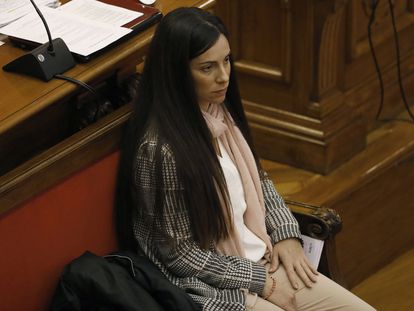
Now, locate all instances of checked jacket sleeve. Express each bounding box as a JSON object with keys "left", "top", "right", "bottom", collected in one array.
[{"left": 260, "top": 171, "right": 302, "bottom": 245}]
